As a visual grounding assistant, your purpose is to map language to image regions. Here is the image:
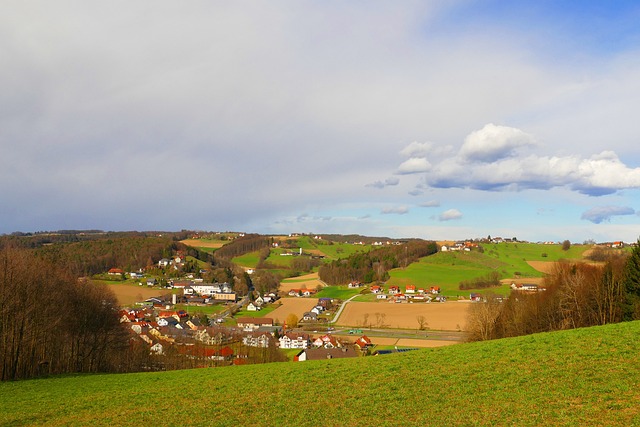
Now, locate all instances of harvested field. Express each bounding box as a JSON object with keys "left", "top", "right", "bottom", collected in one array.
[
  {"left": 180, "top": 239, "right": 225, "bottom": 249},
  {"left": 337, "top": 301, "right": 469, "bottom": 331},
  {"left": 396, "top": 338, "right": 458, "bottom": 348},
  {"left": 268, "top": 297, "right": 319, "bottom": 323},
  {"left": 280, "top": 272, "right": 323, "bottom": 292},
  {"left": 339, "top": 336, "right": 457, "bottom": 348},
  {"left": 107, "top": 284, "right": 162, "bottom": 306},
  {"left": 527, "top": 261, "right": 558, "bottom": 274}
]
